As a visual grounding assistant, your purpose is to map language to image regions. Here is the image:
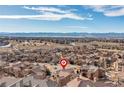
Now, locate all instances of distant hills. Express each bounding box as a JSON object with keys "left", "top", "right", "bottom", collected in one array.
[{"left": 0, "top": 32, "right": 124, "bottom": 38}]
